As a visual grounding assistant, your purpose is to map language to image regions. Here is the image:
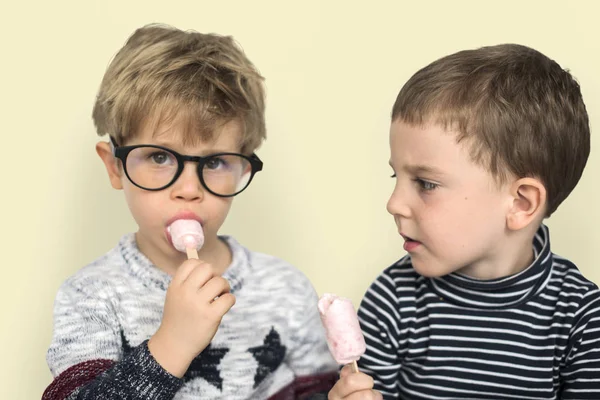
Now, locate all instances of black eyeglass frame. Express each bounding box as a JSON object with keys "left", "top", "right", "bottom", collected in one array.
[{"left": 110, "top": 137, "right": 263, "bottom": 197}]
